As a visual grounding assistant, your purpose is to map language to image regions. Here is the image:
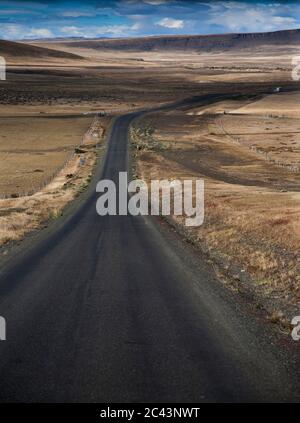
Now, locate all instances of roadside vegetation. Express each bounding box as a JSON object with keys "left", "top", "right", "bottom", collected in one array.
[
  {"left": 131, "top": 96, "right": 300, "bottom": 327},
  {"left": 0, "top": 116, "right": 110, "bottom": 248}
]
